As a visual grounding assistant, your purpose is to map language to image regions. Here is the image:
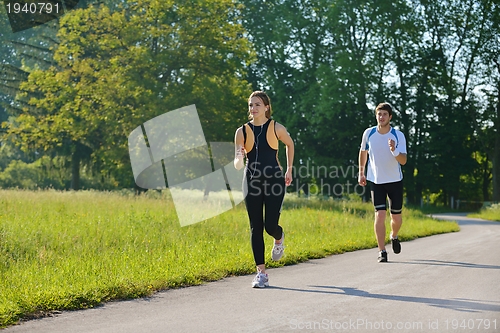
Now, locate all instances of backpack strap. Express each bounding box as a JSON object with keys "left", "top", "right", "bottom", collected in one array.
[
  {"left": 267, "top": 120, "right": 279, "bottom": 150},
  {"left": 242, "top": 122, "right": 254, "bottom": 153},
  {"left": 242, "top": 122, "right": 251, "bottom": 144},
  {"left": 242, "top": 123, "right": 247, "bottom": 144},
  {"left": 365, "top": 126, "right": 399, "bottom": 149},
  {"left": 365, "top": 127, "right": 377, "bottom": 150},
  {"left": 390, "top": 127, "right": 399, "bottom": 148}
]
